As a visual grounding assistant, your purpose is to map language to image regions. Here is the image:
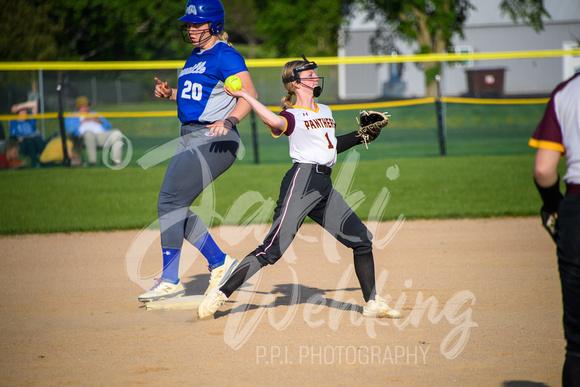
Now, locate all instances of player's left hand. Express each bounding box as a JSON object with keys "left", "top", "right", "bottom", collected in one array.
[
  {"left": 357, "top": 110, "right": 390, "bottom": 148},
  {"left": 207, "top": 121, "right": 230, "bottom": 137}
]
